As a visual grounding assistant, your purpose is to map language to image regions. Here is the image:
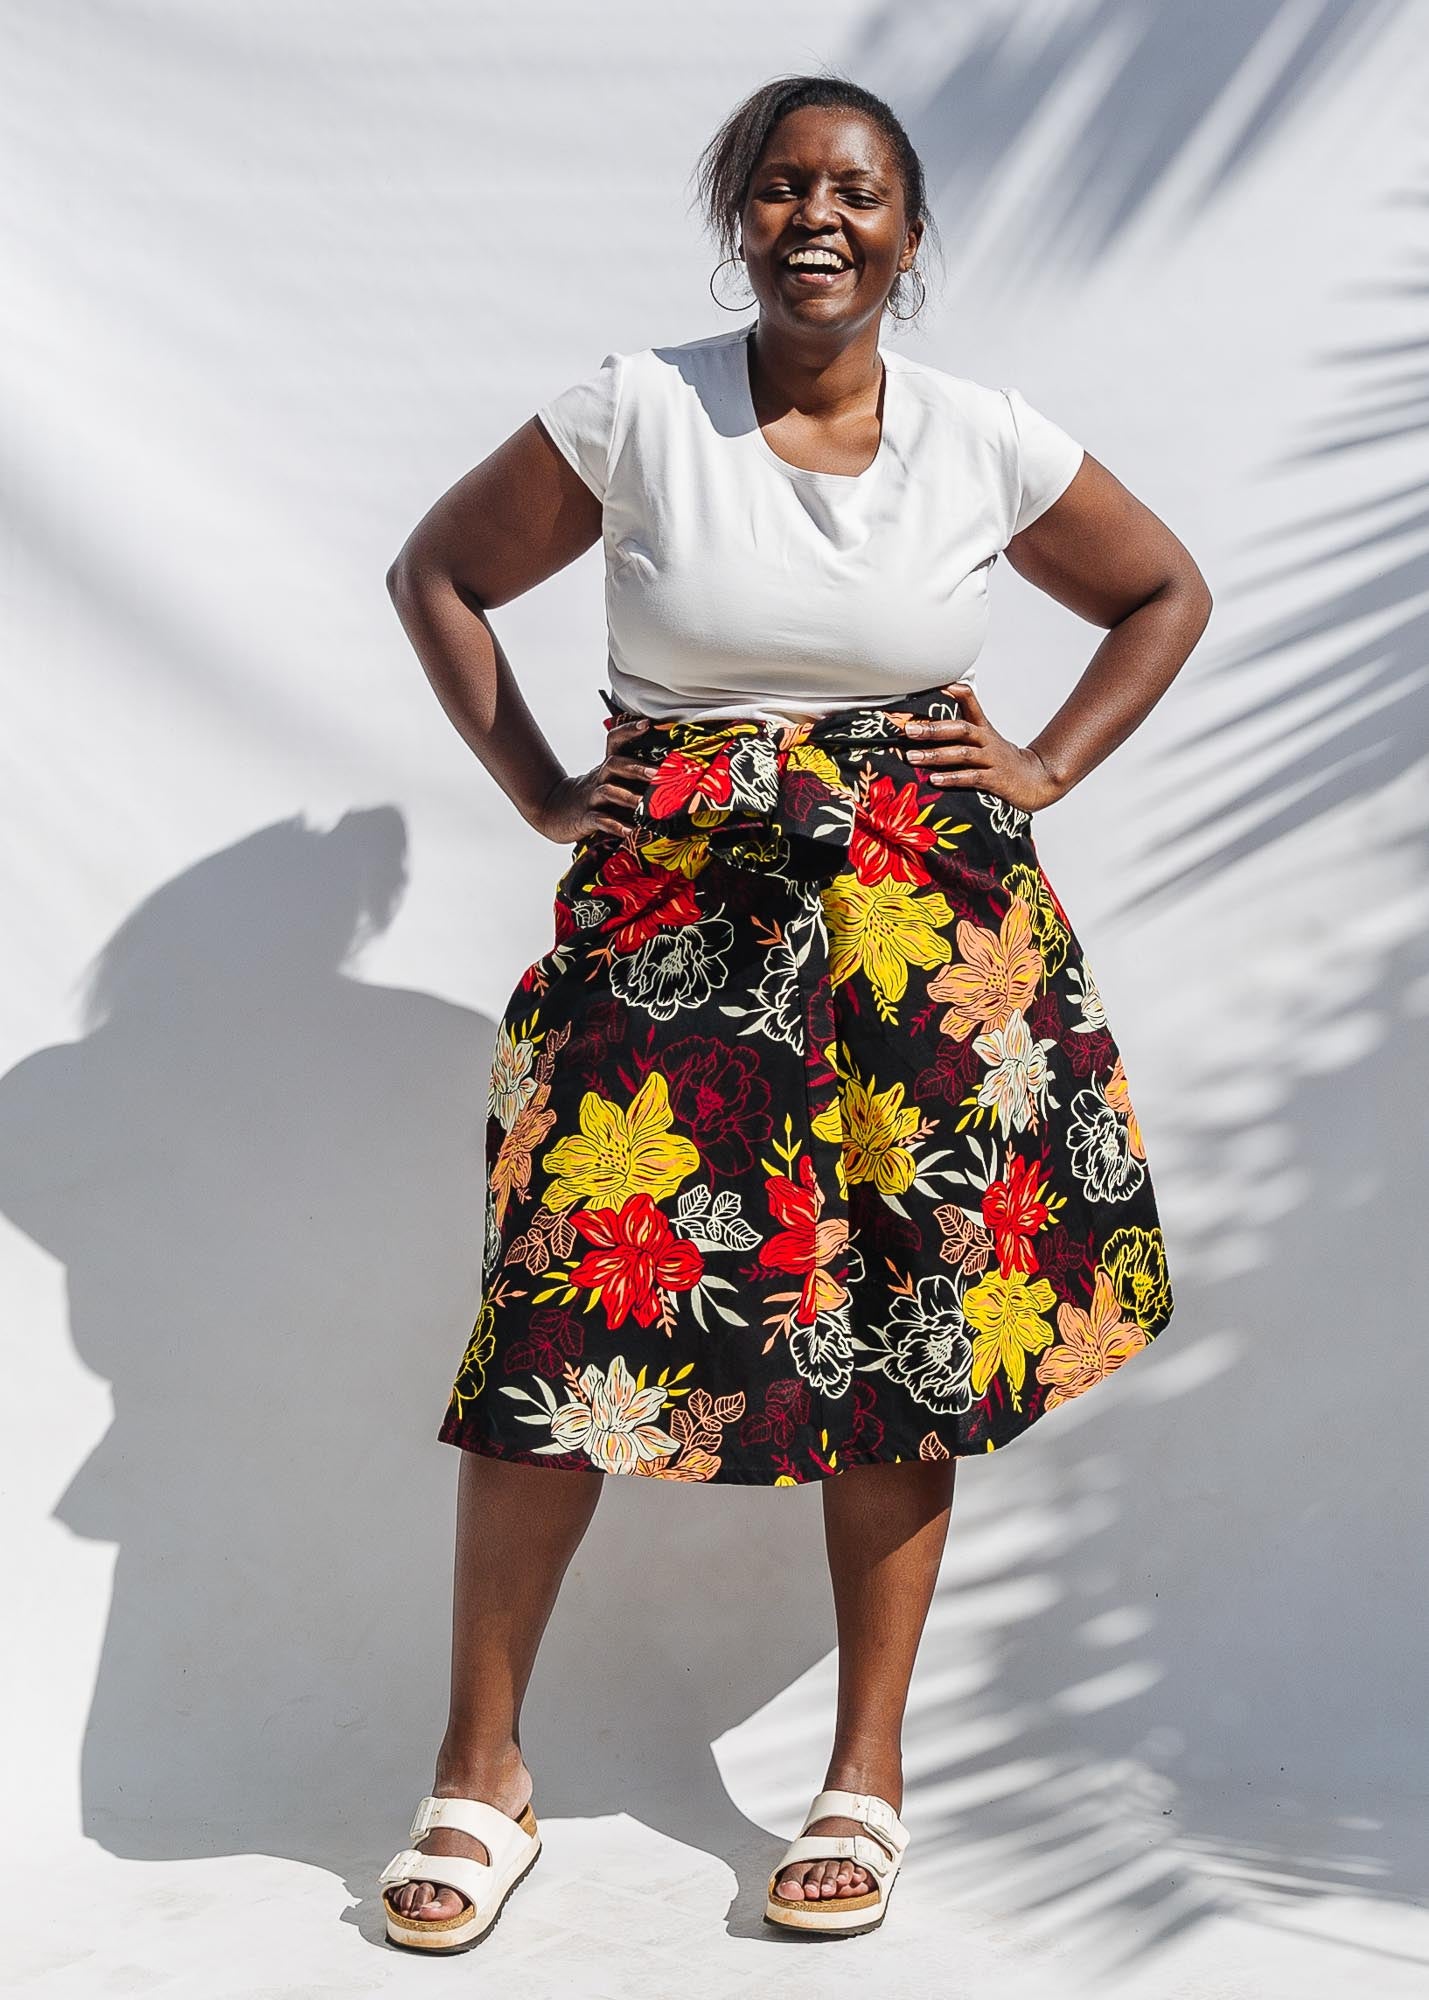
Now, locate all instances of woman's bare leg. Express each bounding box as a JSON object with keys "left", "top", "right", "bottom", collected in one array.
[
  {"left": 772, "top": 1455, "right": 956, "bottom": 1902},
  {"left": 388, "top": 1451, "right": 605, "bottom": 1920}
]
